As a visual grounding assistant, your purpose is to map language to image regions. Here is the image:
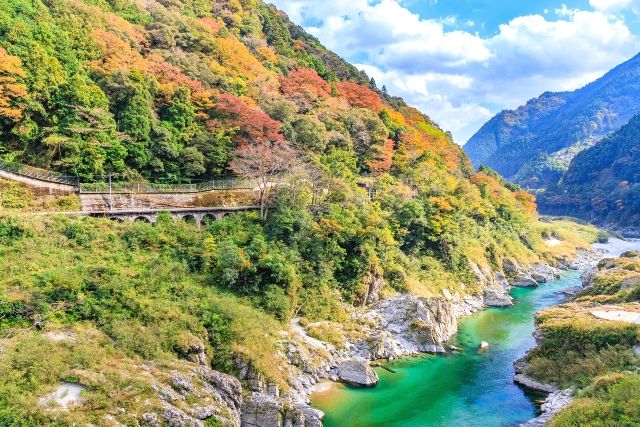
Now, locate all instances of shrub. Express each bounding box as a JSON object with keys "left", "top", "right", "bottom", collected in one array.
[{"left": 0, "top": 216, "right": 29, "bottom": 243}]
